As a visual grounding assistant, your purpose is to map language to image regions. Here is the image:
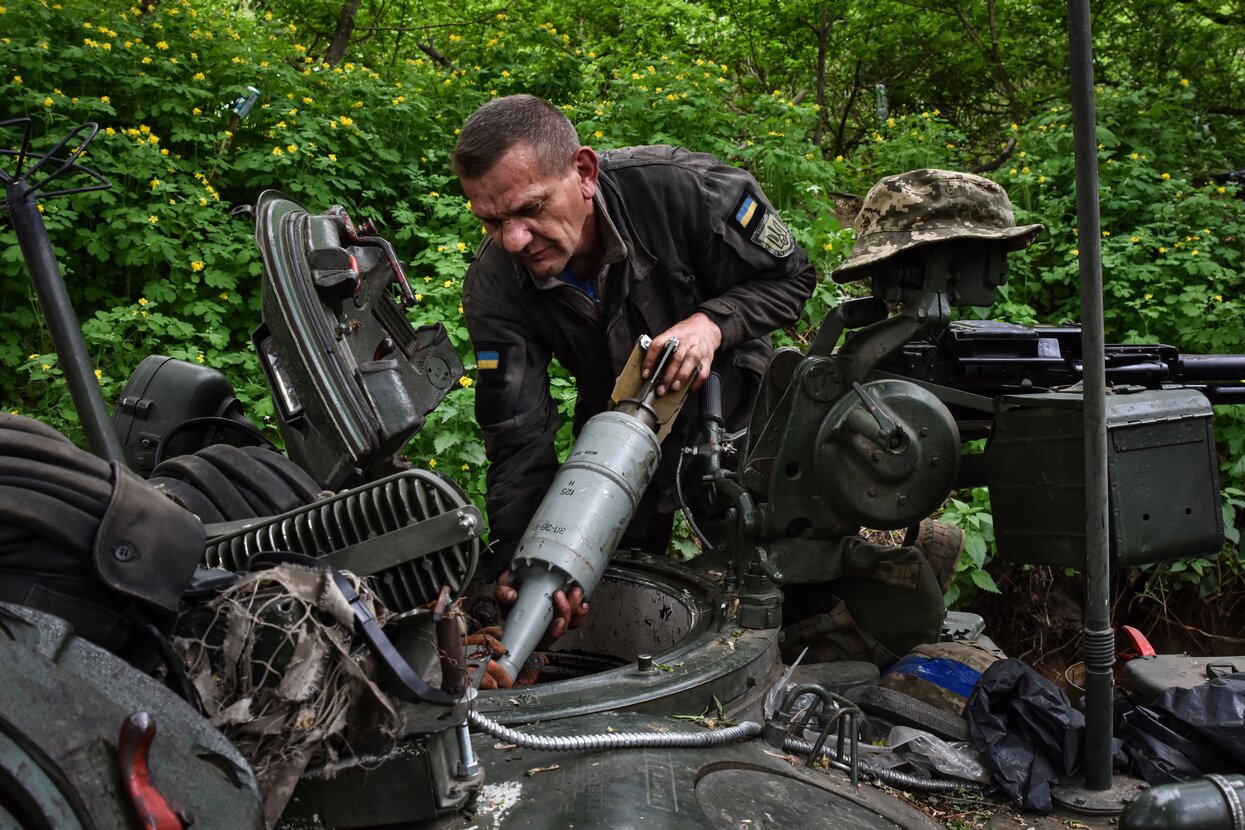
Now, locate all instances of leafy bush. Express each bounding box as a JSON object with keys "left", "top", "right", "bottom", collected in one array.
[{"left": 4, "top": 0, "right": 1244, "bottom": 601}]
